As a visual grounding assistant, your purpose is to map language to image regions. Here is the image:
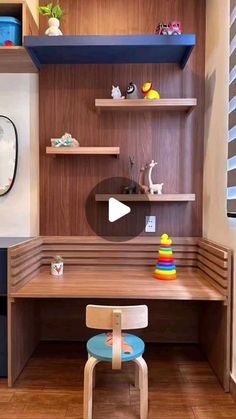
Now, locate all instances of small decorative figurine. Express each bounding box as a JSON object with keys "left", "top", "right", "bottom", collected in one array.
[
  {"left": 123, "top": 156, "right": 137, "bottom": 194},
  {"left": 51, "top": 255, "right": 64, "bottom": 276},
  {"left": 39, "top": 3, "right": 63, "bottom": 36},
  {"left": 51, "top": 133, "right": 79, "bottom": 147},
  {"left": 111, "top": 85, "right": 125, "bottom": 99},
  {"left": 154, "top": 234, "right": 176, "bottom": 280},
  {"left": 155, "top": 21, "right": 182, "bottom": 35},
  {"left": 148, "top": 160, "right": 164, "bottom": 195},
  {"left": 126, "top": 82, "right": 140, "bottom": 99},
  {"left": 142, "top": 82, "right": 160, "bottom": 100},
  {"left": 138, "top": 164, "right": 149, "bottom": 194}
]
